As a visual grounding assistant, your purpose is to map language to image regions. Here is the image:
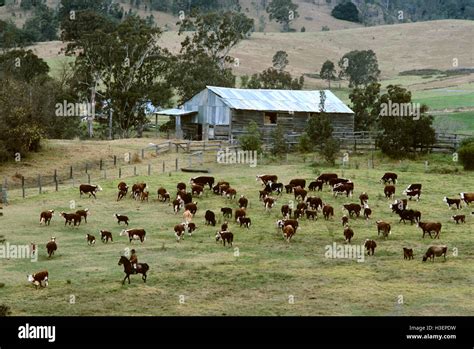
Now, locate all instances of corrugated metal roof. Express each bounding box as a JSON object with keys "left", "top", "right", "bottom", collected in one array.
[
  {"left": 155, "top": 108, "right": 197, "bottom": 116},
  {"left": 207, "top": 86, "right": 353, "bottom": 114}
]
